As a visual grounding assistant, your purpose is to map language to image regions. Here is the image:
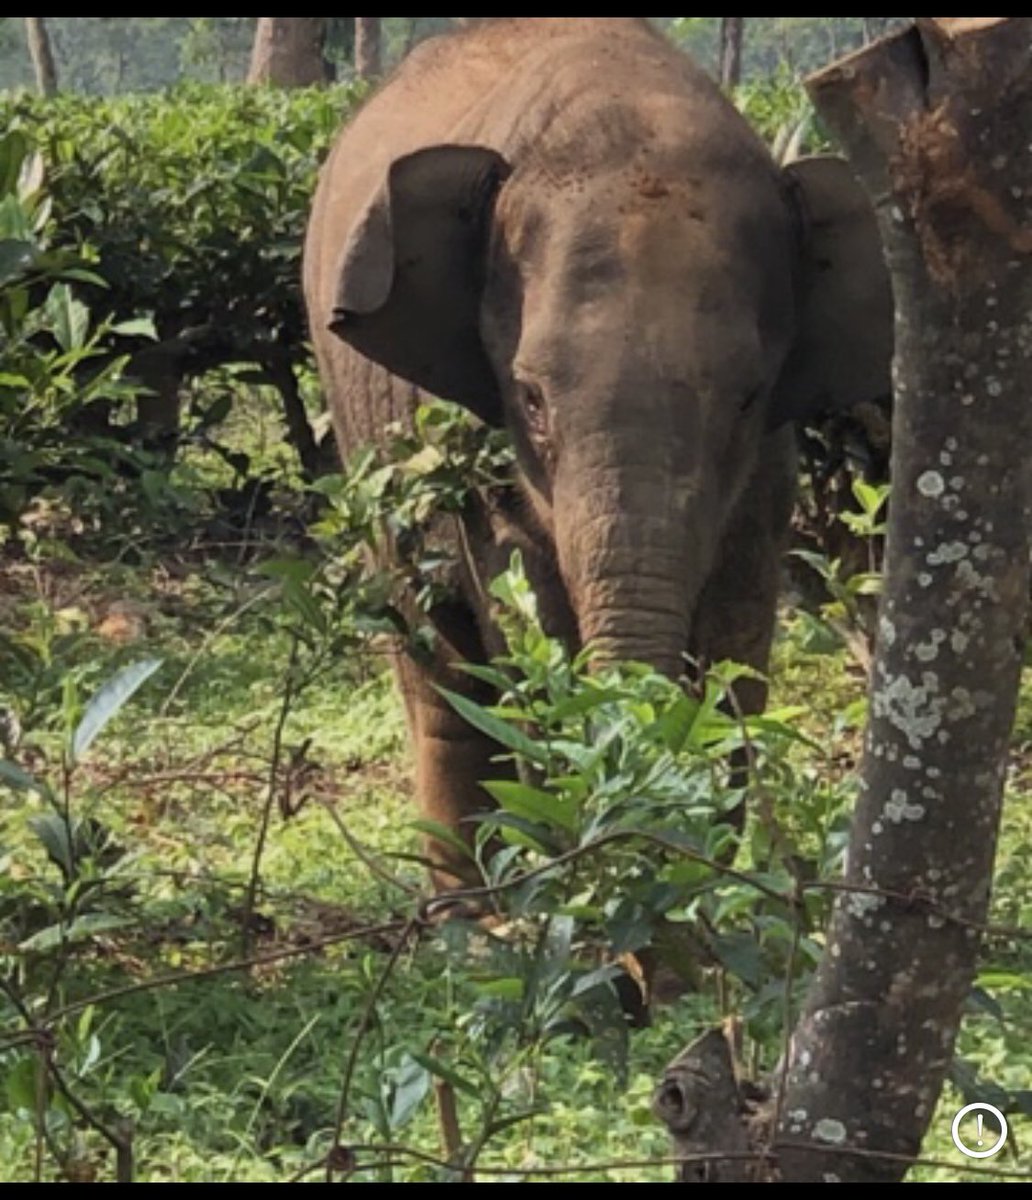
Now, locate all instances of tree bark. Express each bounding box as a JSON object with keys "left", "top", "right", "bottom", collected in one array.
[
  {"left": 247, "top": 18, "right": 330, "bottom": 87},
  {"left": 354, "top": 17, "right": 382, "bottom": 80},
  {"left": 775, "top": 18, "right": 1032, "bottom": 1182},
  {"left": 718, "top": 18, "right": 744, "bottom": 89},
  {"left": 24, "top": 17, "right": 58, "bottom": 96}
]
